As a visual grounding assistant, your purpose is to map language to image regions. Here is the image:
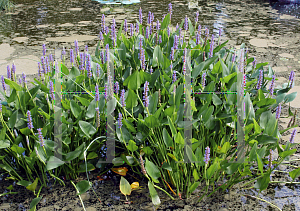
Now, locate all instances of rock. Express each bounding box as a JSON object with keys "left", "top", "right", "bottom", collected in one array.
[
  {"left": 224, "top": 194, "right": 230, "bottom": 200},
  {"left": 0, "top": 203, "right": 10, "bottom": 209},
  {"left": 54, "top": 204, "right": 61, "bottom": 209},
  {"left": 278, "top": 164, "right": 287, "bottom": 171},
  {"left": 219, "top": 208, "right": 229, "bottom": 211},
  {"left": 39, "top": 206, "right": 55, "bottom": 211},
  {"left": 86, "top": 207, "right": 97, "bottom": 211},
  {"left": 80, "top": 192, "right": 90, "bottom": 201},
  {"left": 183, "top": 205, "right": 192, "bottom": 210},
  {"left": 278, "top": 53, "right": 294, "bottom": 59},
  {"left": 101, "top": 7, "right": 110, "bottom": 13}
]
